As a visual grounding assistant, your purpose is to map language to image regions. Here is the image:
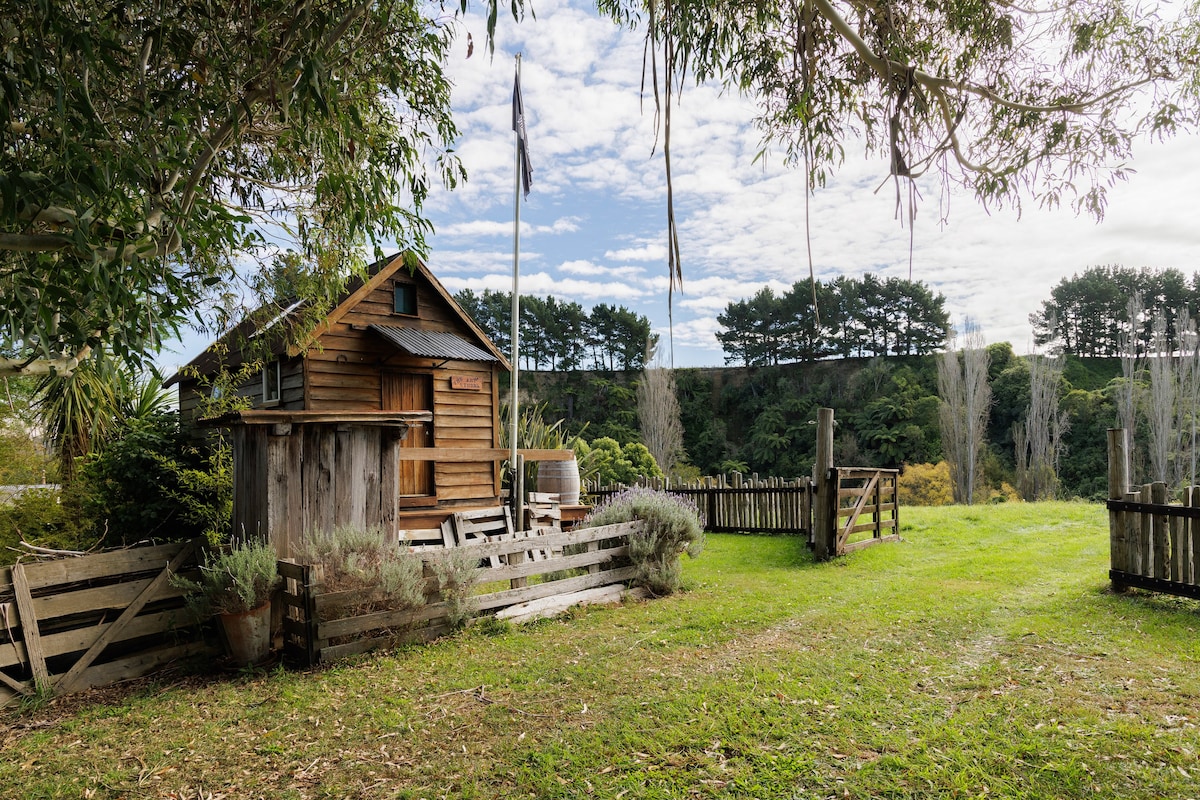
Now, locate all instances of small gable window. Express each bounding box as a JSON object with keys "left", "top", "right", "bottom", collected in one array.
[
  {"left": 393, "top": 283, "right": 417, "bottom": 316},
  {"left": 262, "top": 361, "right": 281, "bottom": 405}
]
